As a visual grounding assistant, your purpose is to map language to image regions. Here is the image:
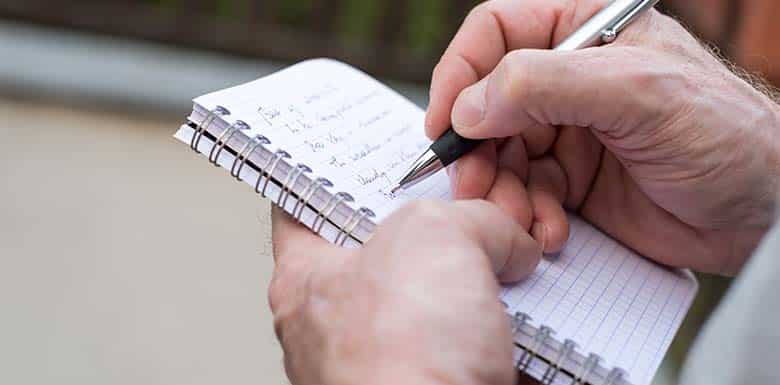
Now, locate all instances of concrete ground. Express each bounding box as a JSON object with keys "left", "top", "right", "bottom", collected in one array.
[{"left": 0, "top": 97, "right": 287, "bottom": 385}]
